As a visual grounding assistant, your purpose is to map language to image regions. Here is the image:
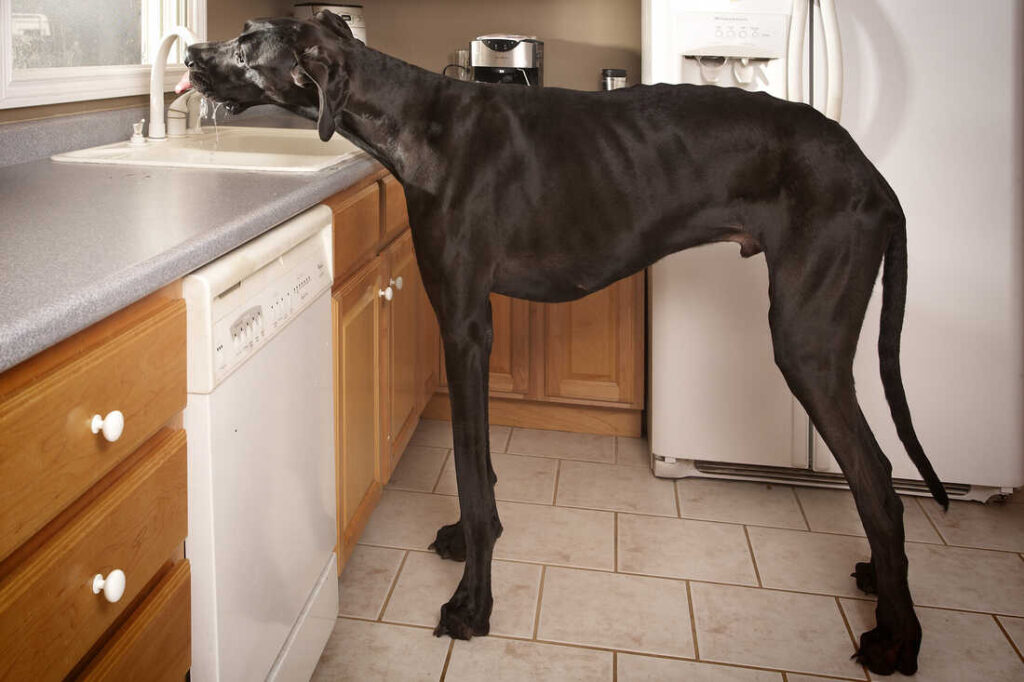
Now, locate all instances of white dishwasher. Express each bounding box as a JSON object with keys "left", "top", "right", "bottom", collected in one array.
[{"left": 183, "top": 205, "right": 337, "bottom": 682}]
